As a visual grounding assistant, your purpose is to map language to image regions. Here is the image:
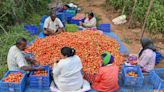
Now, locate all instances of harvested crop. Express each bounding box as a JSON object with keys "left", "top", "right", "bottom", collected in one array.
[
  {"left": 127, "top": 71, "right": 138, "bottom": 77},
  {"left": 33, "top": 70, "right": 48, "bottom": 76},
  {"left": 25, "top": 30, "right": 124, "bottom": 74},
  {"left": 3, "top": 72, "right": 23, "bottom": 83}
]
